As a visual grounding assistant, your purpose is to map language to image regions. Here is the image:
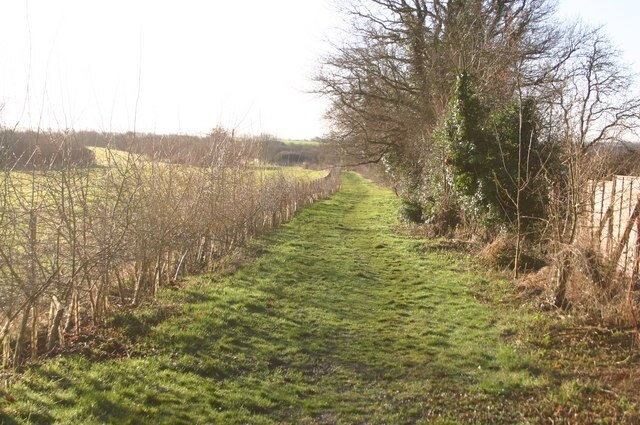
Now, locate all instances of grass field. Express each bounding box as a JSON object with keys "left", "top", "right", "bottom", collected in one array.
[
  {"left": 2, "top": 148, "right": 325, "bottom": 206},
  {"left": 1, "top": 173, "right": 637, "bottom": 424},
  {"left": 89, "top": 146, "right": 326, "bottom": 181},
  {"left": 259, "top": 165, "right": 328, "bottom": 182},
  {"left": 279, "top": 139, "right": 321, "bottom": 146}
]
